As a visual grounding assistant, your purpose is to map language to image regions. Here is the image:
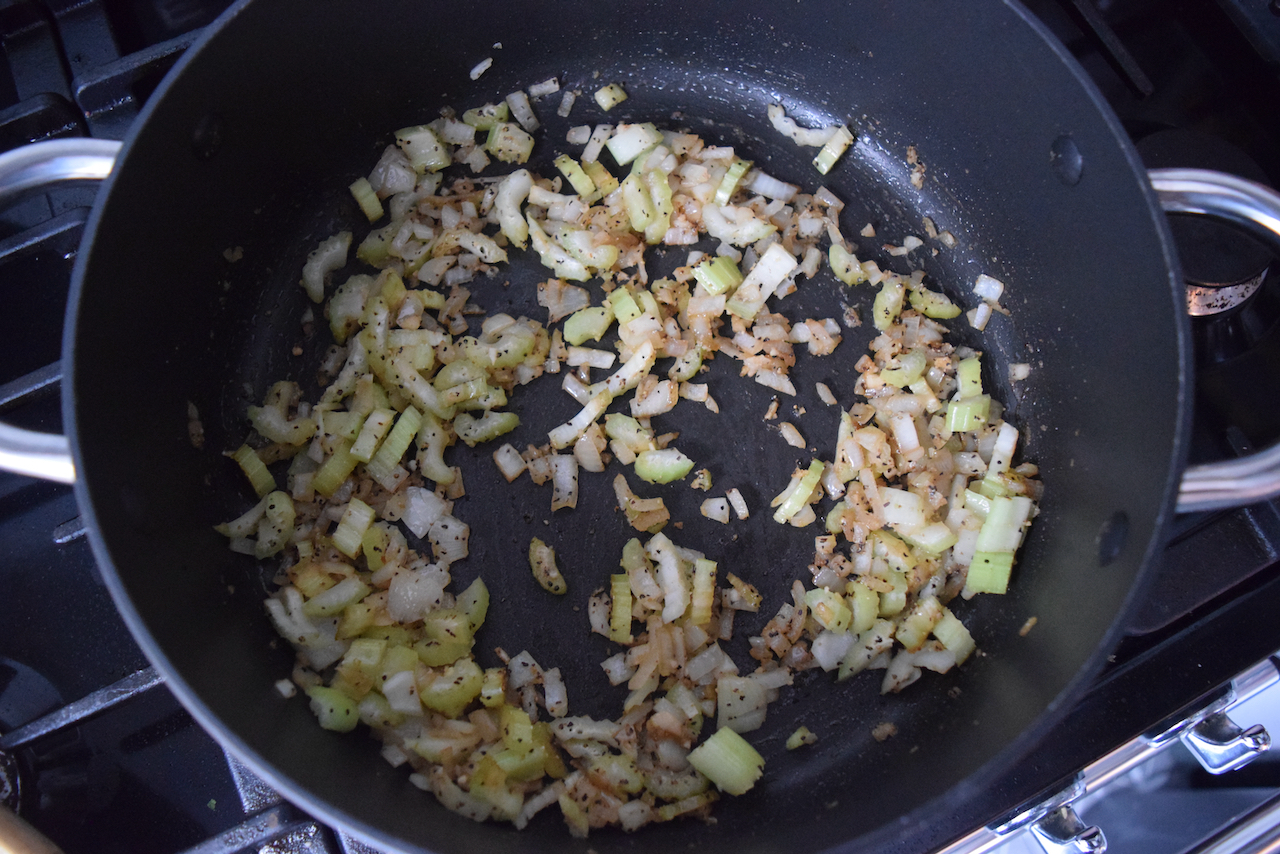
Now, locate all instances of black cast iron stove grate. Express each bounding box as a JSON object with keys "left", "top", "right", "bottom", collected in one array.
[{"left": 1, "top": 1, "right": 1280, "bottom": 853}]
